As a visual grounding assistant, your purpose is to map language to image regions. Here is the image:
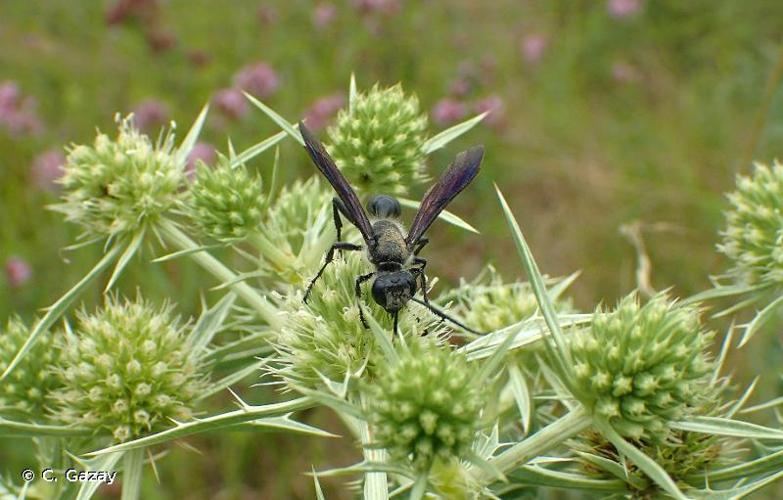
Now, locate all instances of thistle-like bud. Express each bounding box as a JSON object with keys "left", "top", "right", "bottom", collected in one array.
[
  {"left": 0, "top": 317, "right": 61, "bottom": 417},
  {"left": 569, "top": 292, "right": 714, "bottom": 442},
  {"left": 718, "top": 160, "right": 783, "bottom": 287},
  {"left": 577, "top": 424, "right": 729, "bottom": 494},
  {"left": 260, "top": 177, "right": 333, "bottom": 282},
  {"left": 443, "top": 265, "right": 572, "bottom": 332},
  {"left": 53, "top": 115, "right": 183, "bottom": 238},
  {"left": 272, "top": 252, "right": 442, "bottom": 389},
  {"left": 186, "top": 158, "right": 265, "bottom": 242},
  {"left": 50, "top": 297, "right": 208, "bottom": 442},
  {"left": 364, "top": 340, "right": 483, "bottom": 471},
  {"left": 325, "top": 84, "right": 429, "bottom": 196}
]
